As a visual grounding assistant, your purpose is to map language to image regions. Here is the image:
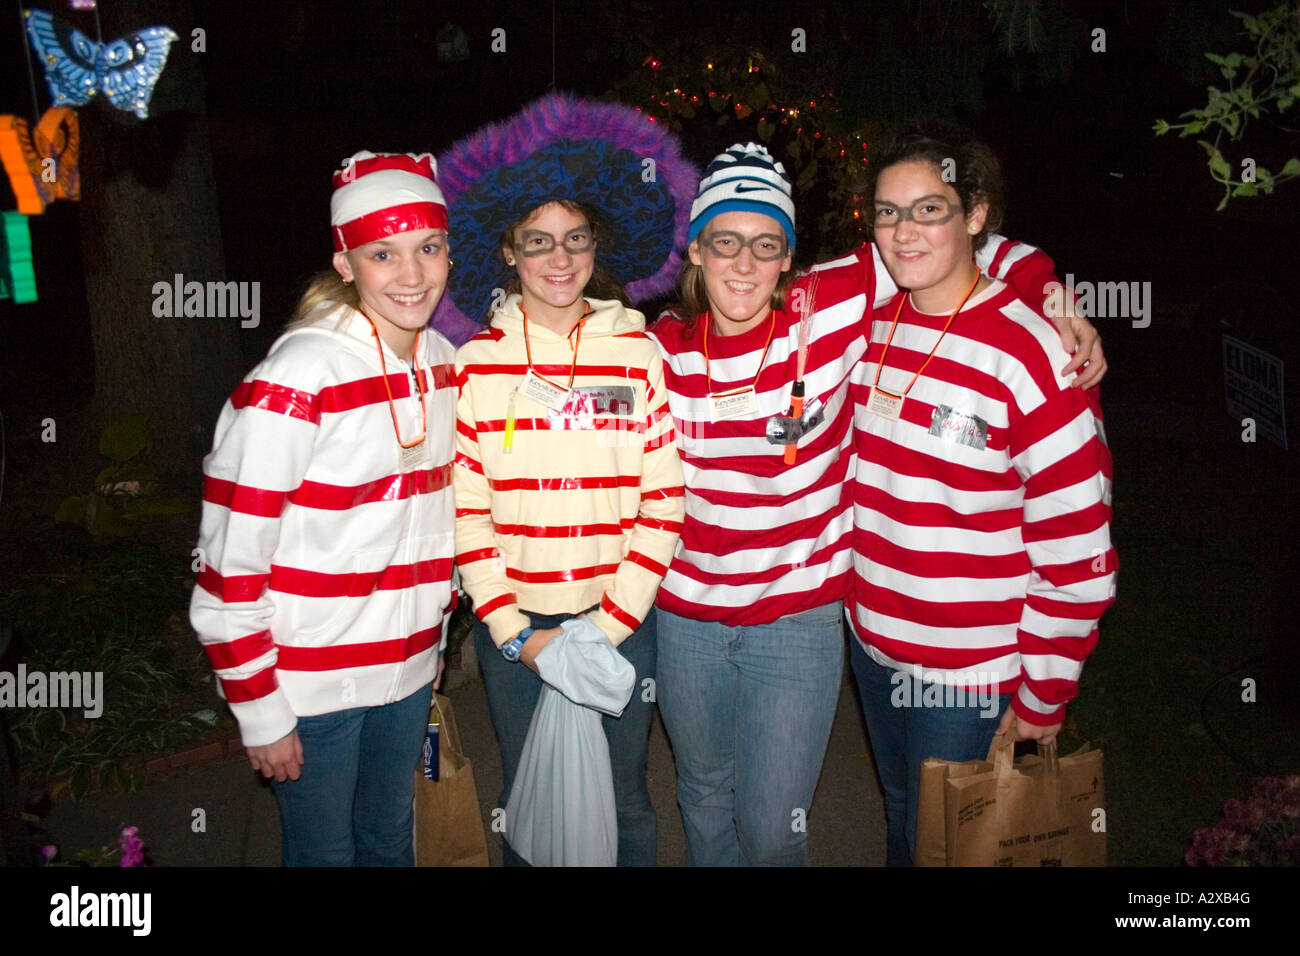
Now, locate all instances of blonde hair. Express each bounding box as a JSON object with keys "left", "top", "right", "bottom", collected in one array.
[{"left": 286, "top": 271, "right": 361, "bottom": 330}]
